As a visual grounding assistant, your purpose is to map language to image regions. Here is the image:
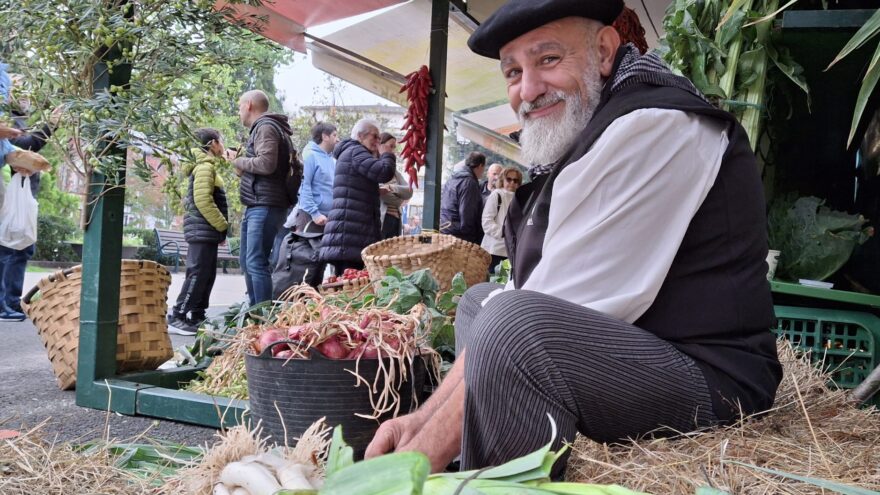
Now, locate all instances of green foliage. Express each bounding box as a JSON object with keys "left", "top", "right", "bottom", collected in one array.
[
  {"left": 33, "top": 215, "right": 77, "bottom": 261},
  {"left": 326, "top": 268, "right": 465, "bottom": 363},
  {"left": 0, "top": 0, "right": 289, "bottom": 217},
  {"left": 768, "top": 195, "right": 871, "bottom": 281},
  {"left": 76, "top": 440, "right": 203, "bottom": 483},
  {"left": 33, "top": 144, "right": 80, "bottom": 223},
  {"left": 122, "top": 227, "right": 165, "bottom": 261},
  {"left": 726, "top": 461, "right": 878, "bottom": 495},
  {"left": 489, "top": 259, "right": 511, "bottom": 285},
  {"left": 826, "top": 8, "right": 880, "bottom": 147},
  {"left": 660, "top": 0, "right": 809, "bottom": 148},
  {"left": 314, "top": 421, "right": 650, "bottom": 495},
  {"left": 372, "top": 268, "right": 465, "bottom": 360}
]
